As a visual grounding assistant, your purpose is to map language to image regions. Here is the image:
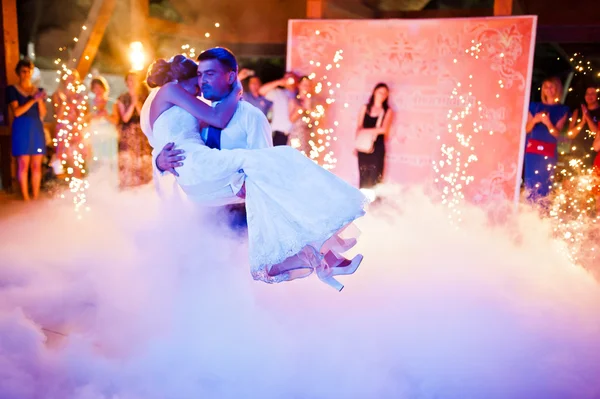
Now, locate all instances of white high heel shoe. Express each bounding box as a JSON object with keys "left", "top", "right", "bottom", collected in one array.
[{"left": 316, "top": 250, "right": 364, "bottom": 292}]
